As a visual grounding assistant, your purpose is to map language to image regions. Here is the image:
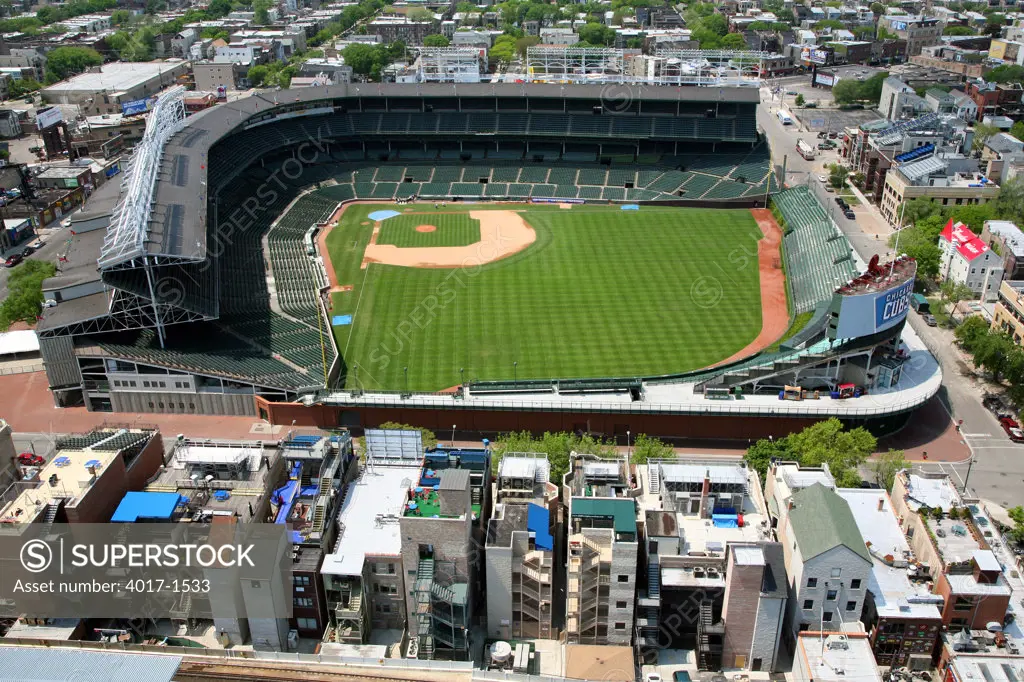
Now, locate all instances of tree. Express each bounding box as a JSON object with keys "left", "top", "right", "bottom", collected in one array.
[
  {"left": 577, "top": 22, "right": 614, "bottom": 46},
  {"left": 787, "top": 418, "right": 875, "bottom": 487},
  {"left": 489, "top": 34, "right": 517, "bottom": 63},
  {"left": 7, "top": 77, "right": 41, "bottom": 98},
  {"left": 870, "top": 449, "right": 909, "bottom": 491},
  {"left": 985, "top": 63, "right": 1024, "bottom": 85},
  {"left": 743, "top": 418, "right": 874, "bottom": 487},
  {"left": 794, "top": 93, "right": 805, "bottom": 107},
  {"left": 630, "top": 434, "right": 673, "bottom": 465},
  {"left": 1007, "top": 505, "right": 1024, "bottom": 545},
  {"left": 828, "top": 162, "right": 848, "bottom": 190},
  {"left": 422, "top": 33, "right": 449, "bottom": 47},
  {"left": 720, "top": 32, "right": 747, "bottom": 49},
  {"left": 253, "top": 0, "right": 272, "bottom": 25},
  {"left": 515, "top": 35, "right": 539, "bottom": 58},
  {"left": 1010, "top": 120, "right": 1024, "bottom": 143},
  {"left": 43, "top": 46, "right": 102, "bottom": 84},
  {"left": 954, "top": 315, "right": 991, "bottom": 350},
  {"left": 973, "top": 331, "right": 1017, "bottom": 381},
  {"left": 972, "top": 122, "right": 1001, "bottom": 153},
  {"left": 943, "top": 25, "right": 976, "bottom": 35},
  {"left": 490, "top": 430, "right": 616, "bottom": 483},
  {"left": 406, "top": 6, "right": 433, "bottom": 21},
  {"left": 0, "top": 260, "right": 56, "bottom": 330},
  {"left": 994, "top": 176, "right": 1024, "bottom": 225},
  {"left": 870, "top": 1, "right": 884, "bottom": 14},
  {"left": 815, "top": 19, "right": 844, "bottom": 30}
]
